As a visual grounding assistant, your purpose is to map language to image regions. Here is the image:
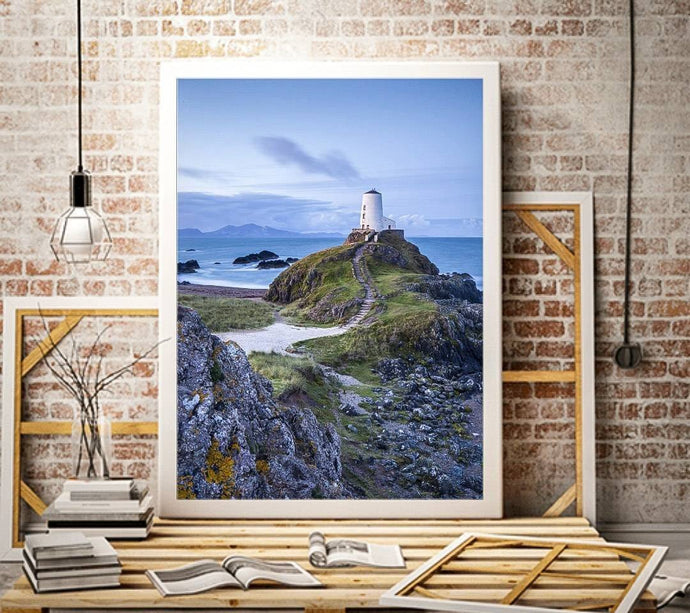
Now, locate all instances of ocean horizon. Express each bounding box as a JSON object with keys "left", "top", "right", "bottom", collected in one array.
[{"left": 178, "top": 236, "right": 483, "bottom": 290}]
